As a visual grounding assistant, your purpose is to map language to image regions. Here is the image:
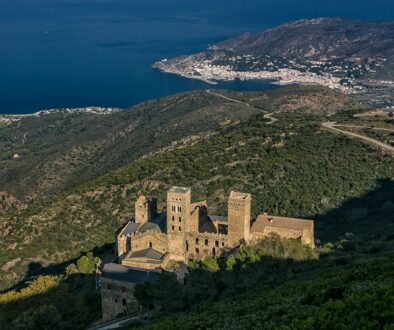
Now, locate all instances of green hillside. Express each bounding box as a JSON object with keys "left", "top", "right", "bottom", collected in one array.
[
  {"left": 0, "top": 86, "right": 393, "bottom": 329},
  {"left": 134, "top": 250, "right": 394, "bottom": 330}
]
